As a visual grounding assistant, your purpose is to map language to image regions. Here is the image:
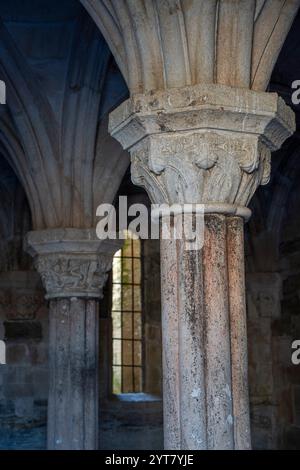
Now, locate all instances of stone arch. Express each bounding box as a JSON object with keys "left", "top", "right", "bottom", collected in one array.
[
  {"left": 0, "top": 8, "right": 129, "bottom": 229},
  {"left": 80, "top": 0, "right": 300, "bottom": 94}
]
